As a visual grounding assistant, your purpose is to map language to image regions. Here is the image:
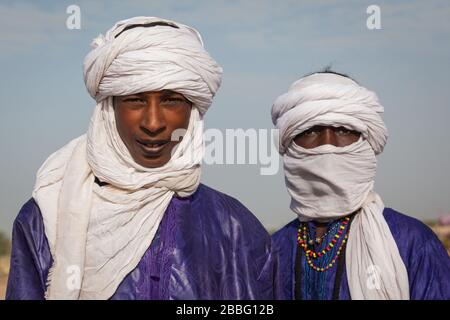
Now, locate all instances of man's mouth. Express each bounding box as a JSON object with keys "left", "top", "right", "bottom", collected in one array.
[{"left": 136, "top": 138, "right": 170, "bottom": 156}]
